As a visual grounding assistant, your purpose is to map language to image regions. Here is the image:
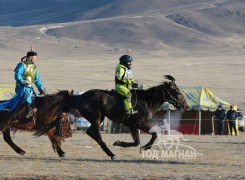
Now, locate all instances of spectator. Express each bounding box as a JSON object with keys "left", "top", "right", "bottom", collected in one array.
[
  {"left": 212, "top": 104, "right": 226, "bottom": 135},
  {"left": 226, "top": 105, "right": 238, "bottom": 136}
]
